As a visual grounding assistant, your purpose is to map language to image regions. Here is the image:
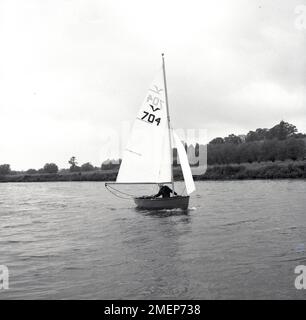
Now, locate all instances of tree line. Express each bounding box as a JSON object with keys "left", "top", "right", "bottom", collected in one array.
[
  {"left": 0, "top": 158, "right": 104, "bottom": 175},
  {"left": 206, "top": 121, "right": 305, "bottom": 165},
  {"left": 1, "top": 121, "right": 305, "bottom": 176},
  {"left": 207, "top": 138, "right": 305, "bottom": 165},
  {"left": 0, "top": 155, "right": 123, "bottom": 175},
  {"left": 210, "top": 121, "right": 305, "bottom": 144}
]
